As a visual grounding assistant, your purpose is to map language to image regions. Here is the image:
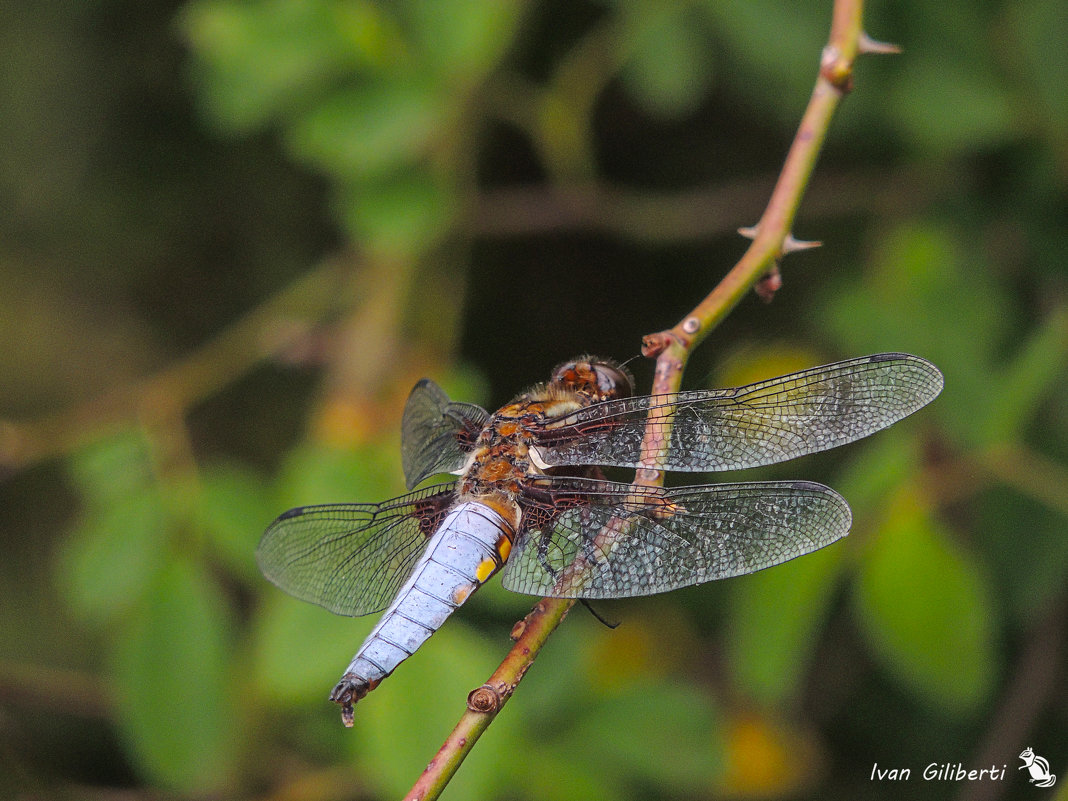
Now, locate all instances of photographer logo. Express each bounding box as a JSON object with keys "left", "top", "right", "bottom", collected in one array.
[
  {"left": 869, "top": 747, "right": 1058, "bottom": 789},
  {"left": 1018, "top": 748, "right": 1056, "bottom": 788}
]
